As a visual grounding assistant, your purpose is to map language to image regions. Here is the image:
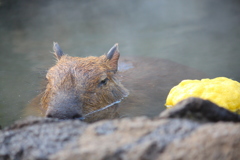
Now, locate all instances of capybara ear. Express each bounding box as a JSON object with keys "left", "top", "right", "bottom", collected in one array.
[
  {"left": 106, "top": 43, "right": 120, "bottom": 72},
  {"left": 53, "top": 42, "right": 64, "bottom": 60}
]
